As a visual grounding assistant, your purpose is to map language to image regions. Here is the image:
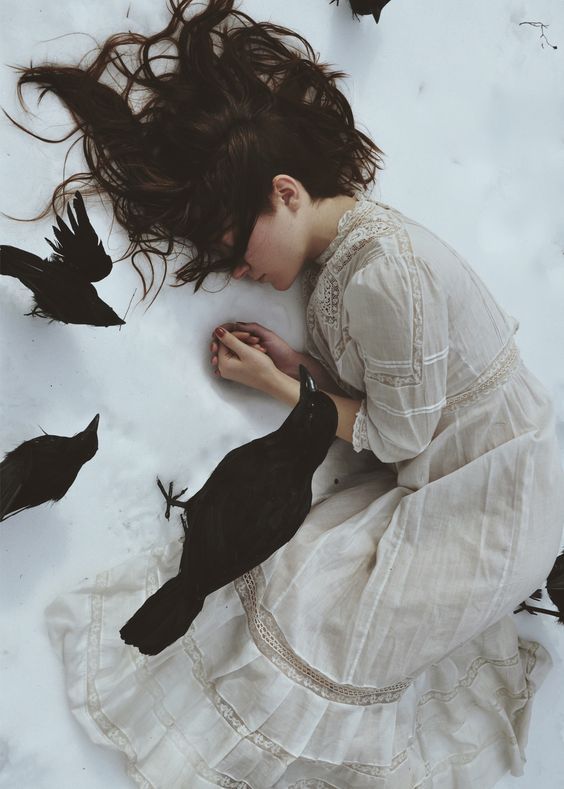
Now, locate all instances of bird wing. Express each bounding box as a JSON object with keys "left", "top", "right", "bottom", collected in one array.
[
  {"left": 0, "top": 245, "right": 45, "bottom": 280},
  {"left": 180, "top": 441, "right": 311, "bottom": 594},
  {"left": 0, "top": 447, "right": 32, "bottom": 521},
  {"left": 45, "top": 192, "right": 113, "bottom": 283}
]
